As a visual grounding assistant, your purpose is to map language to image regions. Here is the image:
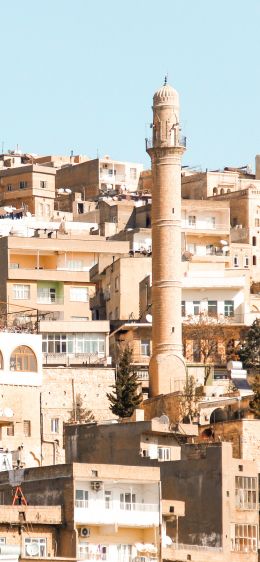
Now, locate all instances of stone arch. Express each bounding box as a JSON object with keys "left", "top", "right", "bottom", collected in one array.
[
  {"left": 220, "top": 188, "right": 225, "bottom": 195},
  {"left": 213, "top": 187, "right": 218, "bottom": 196},
  {"left": 210, "top": 407, "right": 228, "bottom": 423},
  {"left": 10, "top": 346, "right": 37, "bottom": 372}
]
